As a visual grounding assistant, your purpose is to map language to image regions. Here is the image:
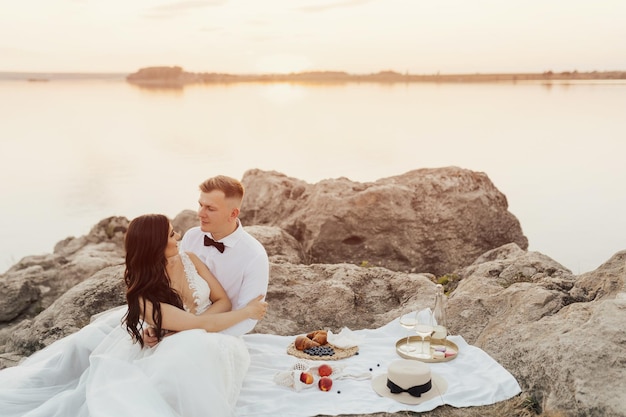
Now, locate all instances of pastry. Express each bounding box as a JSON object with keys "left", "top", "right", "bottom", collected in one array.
[
  {"left": 306, "top": 330, "right": 328, "bottom": 345},
  {"left": 295, "top": 335, "right": 320, "bottom": 351}
]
